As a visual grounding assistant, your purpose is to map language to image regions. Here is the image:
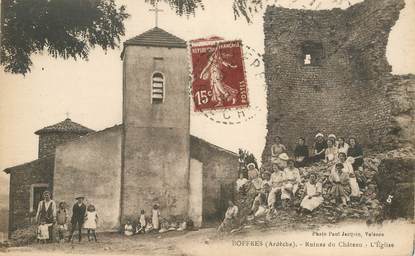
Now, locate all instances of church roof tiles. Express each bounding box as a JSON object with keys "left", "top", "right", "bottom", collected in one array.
[
  {"left": 123, "top": 27, "right": 187, "bottom": 49},
  {"left": 3, "top": 155, "right": 54, "bottom": 174},
  {"left": 34, "top": 118, "right": 94, "bottom": 135}
]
